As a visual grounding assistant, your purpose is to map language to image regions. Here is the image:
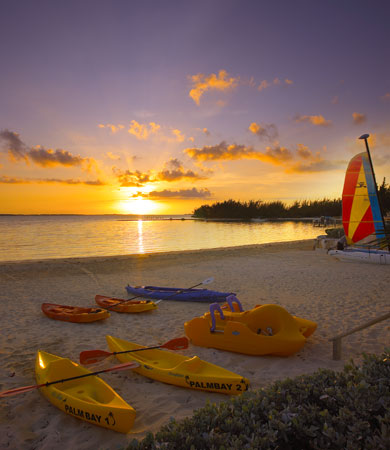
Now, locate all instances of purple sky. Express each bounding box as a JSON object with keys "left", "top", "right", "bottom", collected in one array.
[{"left": 0, "top": 0, "right": 389, "bottom": 214}]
